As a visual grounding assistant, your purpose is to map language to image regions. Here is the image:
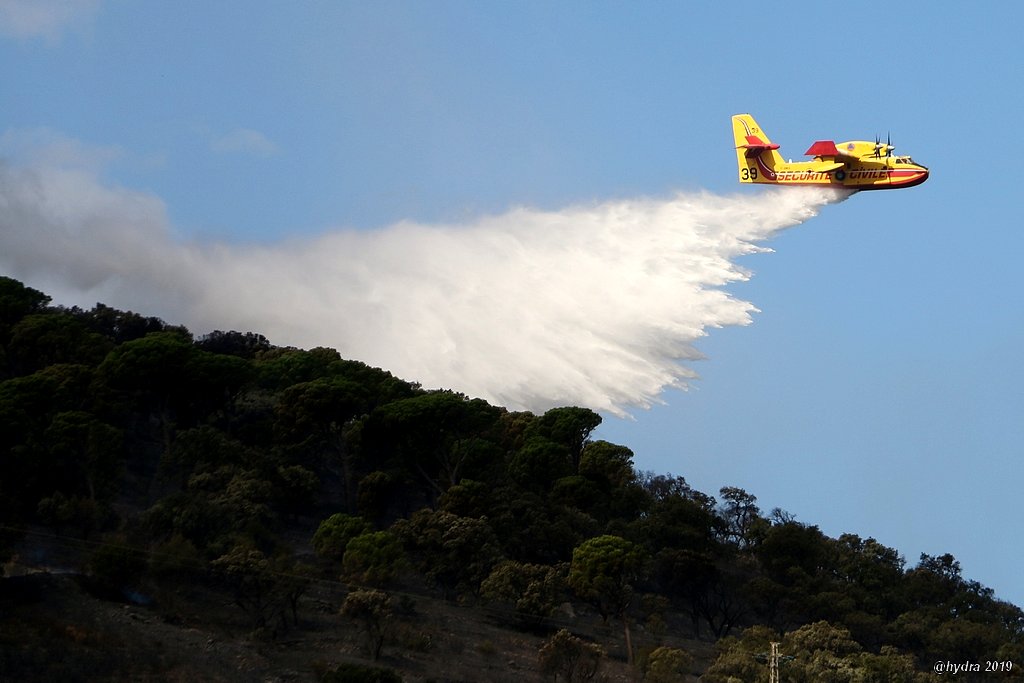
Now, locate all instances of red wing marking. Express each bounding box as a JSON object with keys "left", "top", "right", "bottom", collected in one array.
[{"left": 805, "top": 140, "right": 840, "bottom": 157}]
